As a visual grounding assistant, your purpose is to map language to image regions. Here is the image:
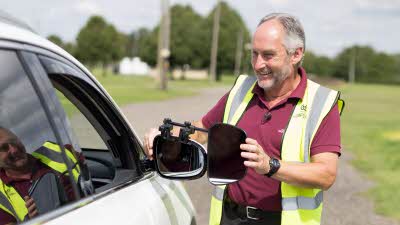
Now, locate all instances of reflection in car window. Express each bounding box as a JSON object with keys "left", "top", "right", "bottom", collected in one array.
[
  {"left": 0, "top": 50, "right": 78, "bottom": 224},
  {"left": 55, "top": 89, "right": 108, "bottom": 150},
  {"left": 47, "top": 74, "right": 117, "bottom": 191}
]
